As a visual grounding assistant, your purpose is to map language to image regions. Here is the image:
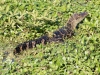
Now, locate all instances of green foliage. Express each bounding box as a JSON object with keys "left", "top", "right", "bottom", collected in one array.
[{"left": 0, "top": 0, "right": 100, "bottom": 75}]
